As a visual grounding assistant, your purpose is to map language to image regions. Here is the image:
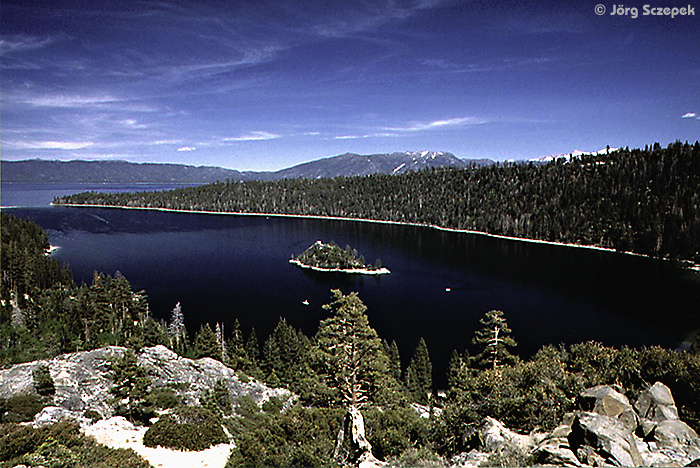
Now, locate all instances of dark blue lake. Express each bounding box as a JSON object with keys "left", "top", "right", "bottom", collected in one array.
[{"left": 3, "top": 184, "right": 699, "bottom": 387}]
